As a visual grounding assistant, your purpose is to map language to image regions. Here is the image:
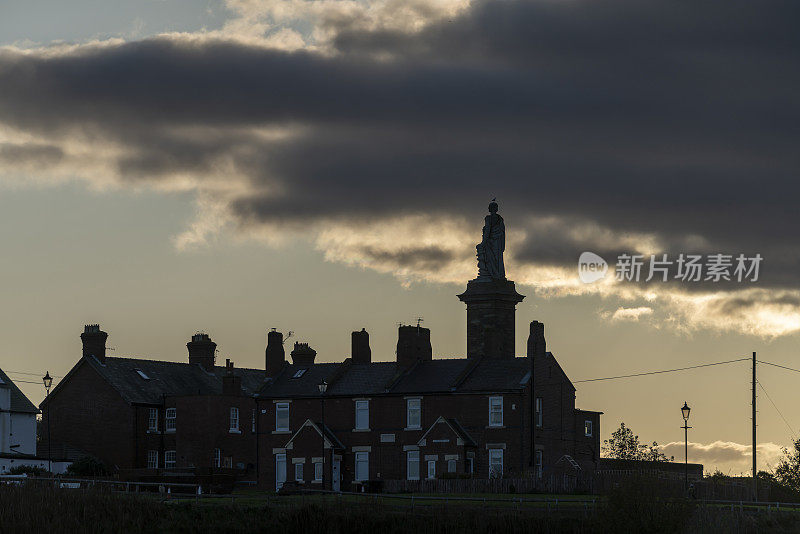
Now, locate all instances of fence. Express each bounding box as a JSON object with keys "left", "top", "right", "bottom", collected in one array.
[{"left": 383, "top": 473, "right": 592, "bottom": 494}]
